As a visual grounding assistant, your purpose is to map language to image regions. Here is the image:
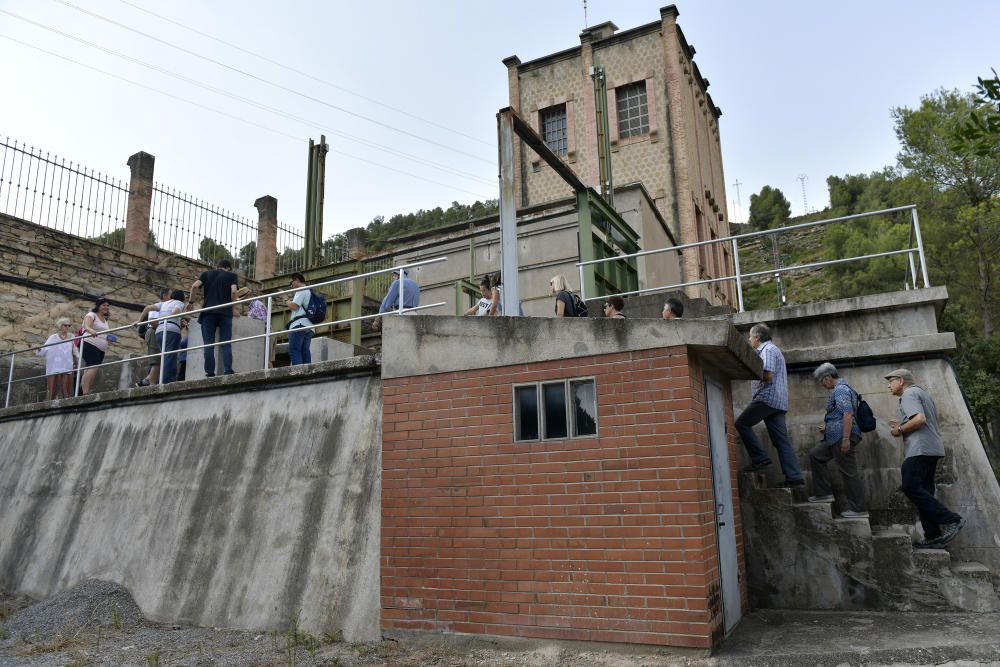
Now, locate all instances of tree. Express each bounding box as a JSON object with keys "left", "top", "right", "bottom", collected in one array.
[
  {"left": 748, "top": 186, "right": 791, "bottom": 230},
  {"left": 198, "top": 237, "right": 235, "bottom": 267},
  {"left": 955, "top": 69, "right": 1000, "bottom": 158},
  {"left": 90, "top": 228, "right": 157, "bottom": 249},
  {"left": 893, "top": 89, "right": 1000, "bottom": 337},
  {"left": 238, "top": 241, "right": 256, "bottom": 277}
]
